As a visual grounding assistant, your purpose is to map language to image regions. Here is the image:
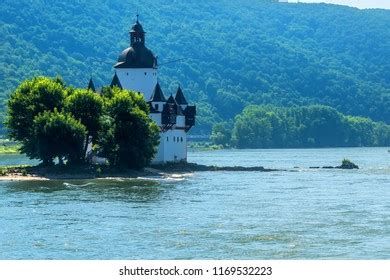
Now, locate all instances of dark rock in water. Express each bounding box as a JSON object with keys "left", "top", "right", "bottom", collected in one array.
[
  {"left": 309, "top": 166, "right": 320, "bottom": 169},
  {"left": 336, "top": 159, "right": 359, "bottom": 169},
  {"left": 322, "top": 166, "right": 335, "bottom": 169},
  {"left": 151, "top": 162, "right": 280, "bottom": 172}
]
